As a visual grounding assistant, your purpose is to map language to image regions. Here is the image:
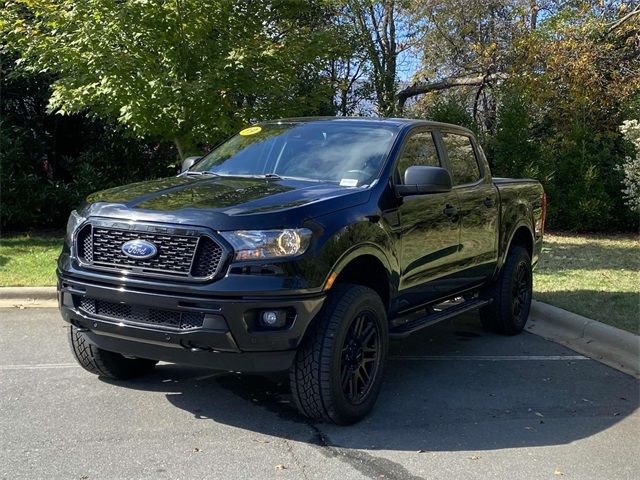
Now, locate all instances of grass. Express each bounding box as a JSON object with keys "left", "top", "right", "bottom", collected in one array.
[
  {"left": 0, "top": 233, "right": 63, "bottom": 287},
  {"left": 534, "top": 232, "right": 640, "bottom": 334},
  {"left": 0, "top": 230, "right": 638, "bottom": 333}
]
